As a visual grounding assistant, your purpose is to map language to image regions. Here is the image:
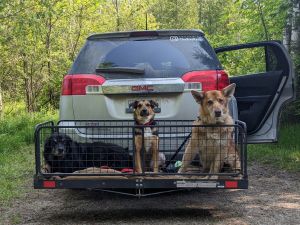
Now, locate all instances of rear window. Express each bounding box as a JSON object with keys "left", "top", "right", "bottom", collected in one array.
[{"left": 69, "top": 36, "right": 222, "bottom": 79}]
